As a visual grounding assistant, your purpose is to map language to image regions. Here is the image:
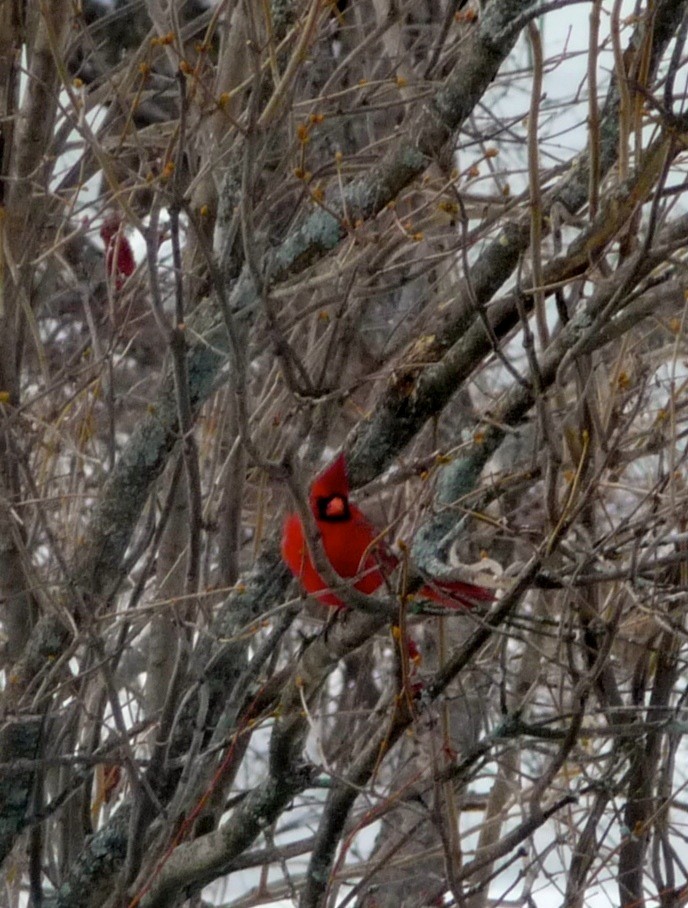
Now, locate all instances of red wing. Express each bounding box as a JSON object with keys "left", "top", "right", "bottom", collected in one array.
[
  {"left": 281, "top": 512, "right": 345, "bottom": 607},
  {"left": 281, "top": 505, "right": 392, "bottom": 605},
  {"left": 338, "top": 505, "right": 396, "bottom": 595}
]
